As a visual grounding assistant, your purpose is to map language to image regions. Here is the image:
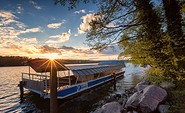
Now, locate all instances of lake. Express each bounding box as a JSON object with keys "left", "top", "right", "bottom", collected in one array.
[{"left": 0, "top": 63, "right": 147, "bottom": 113}]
